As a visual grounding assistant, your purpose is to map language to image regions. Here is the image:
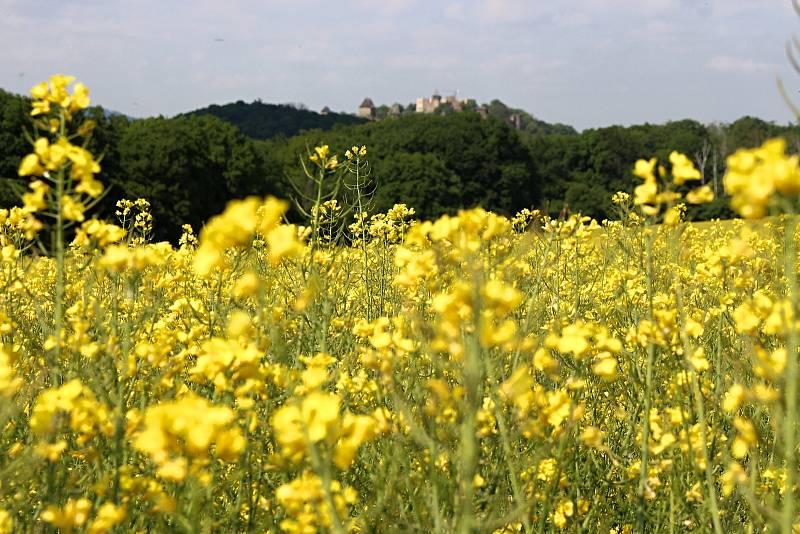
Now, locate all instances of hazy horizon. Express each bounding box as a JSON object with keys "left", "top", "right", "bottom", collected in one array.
[{"left": 1, "top": 0, "right": 798, "bottom": 131}]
